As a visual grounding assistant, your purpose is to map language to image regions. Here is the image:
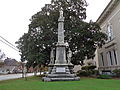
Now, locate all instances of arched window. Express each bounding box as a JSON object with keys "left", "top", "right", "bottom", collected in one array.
[{"left": 107, "top": 24, "right": 113, "bottom": 41}]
